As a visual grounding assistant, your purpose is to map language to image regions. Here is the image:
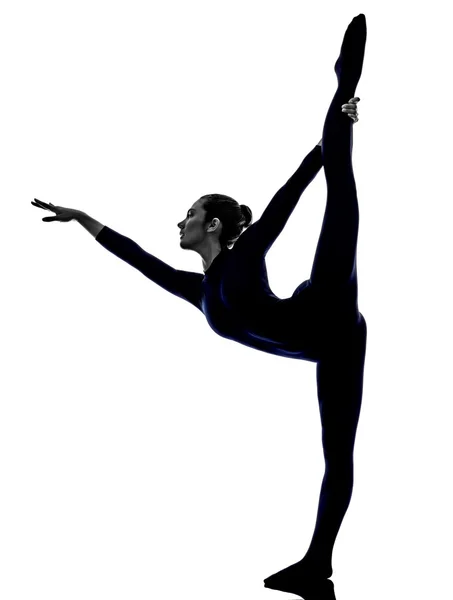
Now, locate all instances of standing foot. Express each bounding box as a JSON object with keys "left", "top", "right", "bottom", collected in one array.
[
  {"left": 263, "top": 558, "right": 334, "bottom": 598},
  {"left": 264, "top": 573, "right": 335, "bottom": 599}
]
